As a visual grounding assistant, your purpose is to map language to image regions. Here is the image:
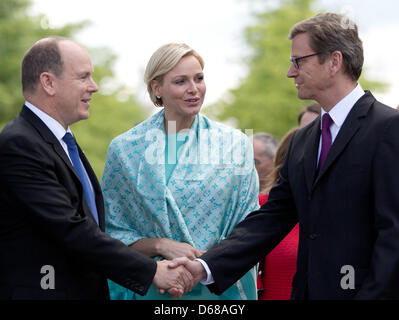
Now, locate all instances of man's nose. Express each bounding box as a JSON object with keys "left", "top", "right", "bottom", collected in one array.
[
  {"left": 89, "top": 77, "right": 99, "bottom": 92},
  {"left": 286, "top": 63, "right": 298, "bottom": 78}
]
